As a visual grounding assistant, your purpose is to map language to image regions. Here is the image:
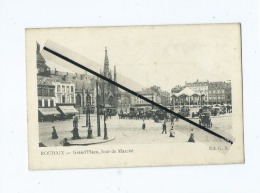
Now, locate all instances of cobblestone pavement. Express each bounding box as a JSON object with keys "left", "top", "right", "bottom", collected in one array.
[{"left": 39, "top": 112, "right": 233, "bottom": 147}]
